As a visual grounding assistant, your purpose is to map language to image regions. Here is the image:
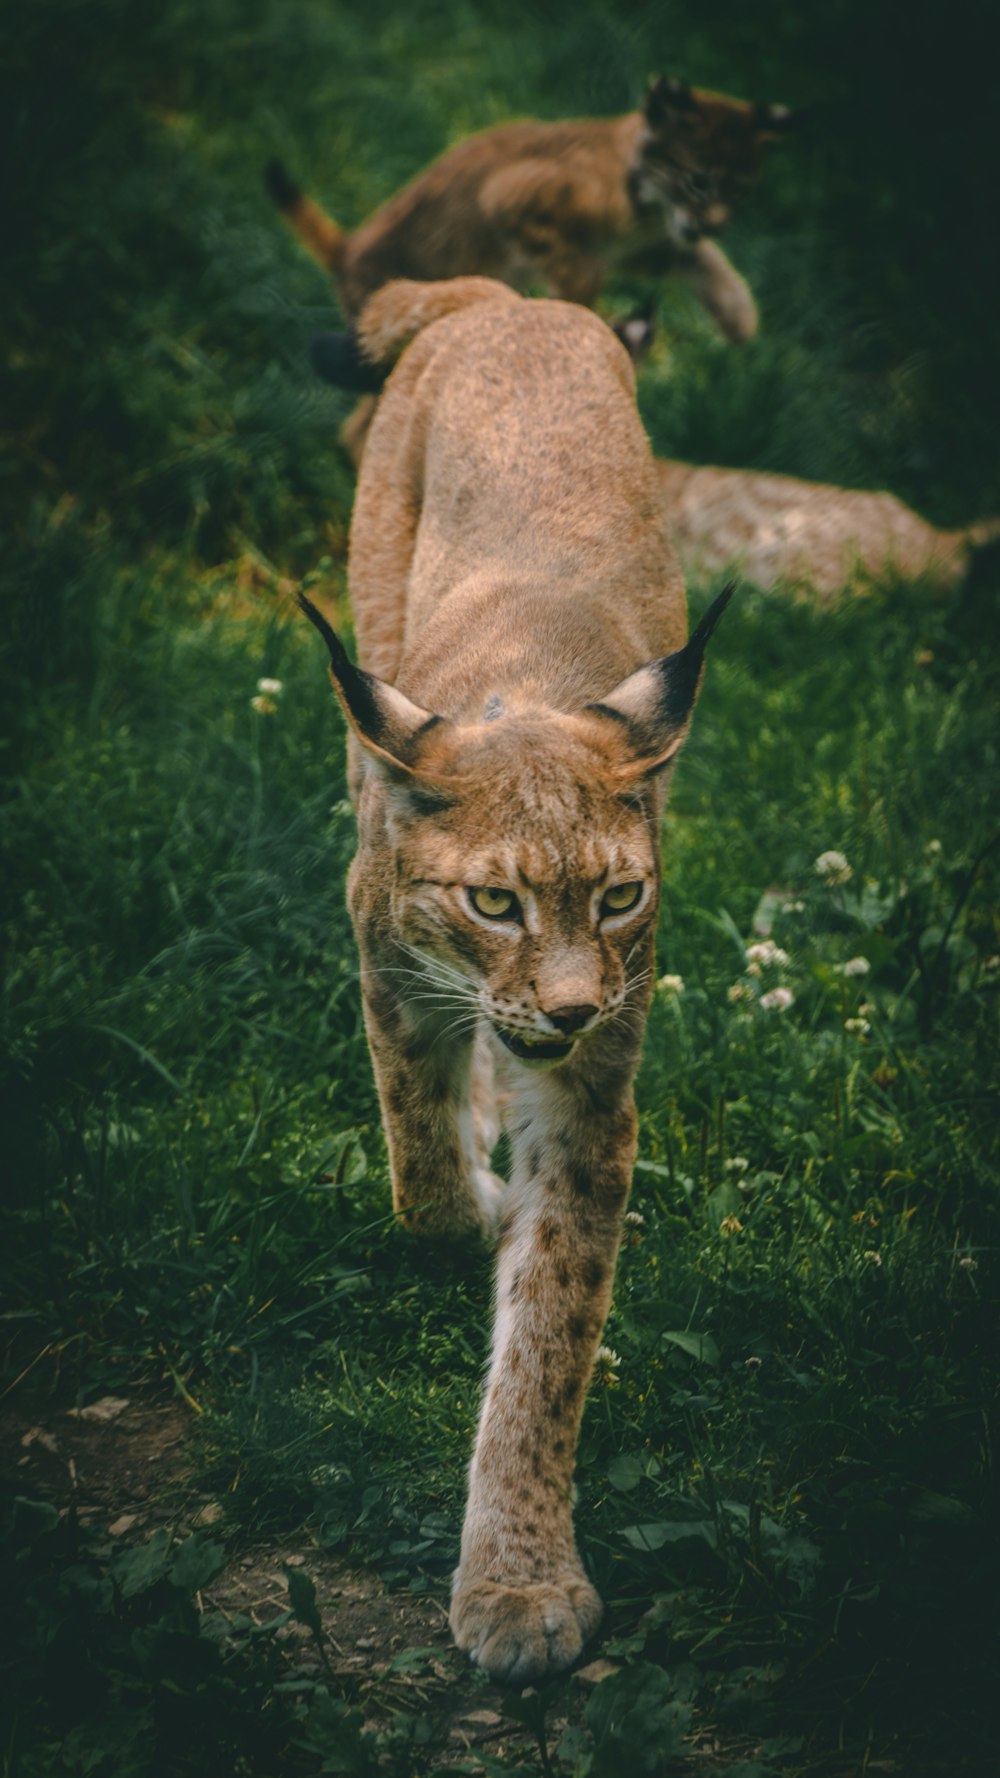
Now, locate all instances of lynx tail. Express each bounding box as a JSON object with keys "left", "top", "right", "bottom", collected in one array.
[{"left": 264, "top": 159, "right": 346, "bottom": 273}]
